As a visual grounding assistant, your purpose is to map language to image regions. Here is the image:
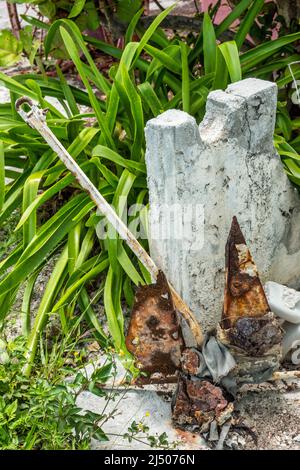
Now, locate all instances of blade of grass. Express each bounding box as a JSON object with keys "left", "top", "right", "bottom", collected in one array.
[
  {"left": 59, "top": 27, "right": 115, "bottom": 149},
  {"left": 138, "top": 82, "right": 163, "bottom": 116},
  {"left": 134, "top": 3, "right": 177, "bottom": 65},
  {"left": 22, "top": 171, "right": 45, "bottom": 247},
  {"left": 0, "top": 141, "right": 4, "bottom": 211},
  {"left": 215, "top": 0, "right": 252, "bottom": 37},
  {"left": 24, "top": 247, "right": 69, "bottom": 376},
  {"left": 203, "top": 12, "right": 217, "bottom": 75},
  {"left": 181, "top": 42, "right": 190, "bottom": 113},
  {"left": 125, "top": 8, "right": 143, "bottom": 45},
  {"left": 219, "top": 41, "right": 242, "bottom": 83}
]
